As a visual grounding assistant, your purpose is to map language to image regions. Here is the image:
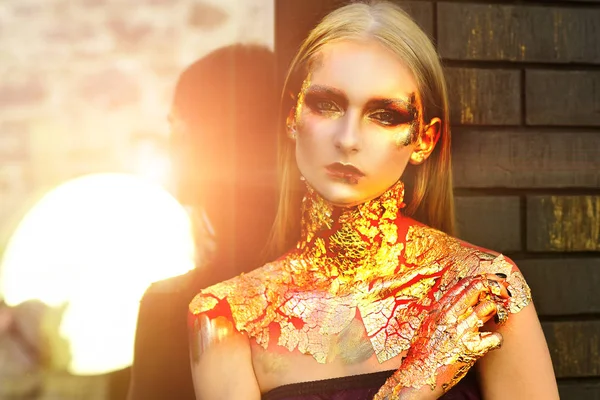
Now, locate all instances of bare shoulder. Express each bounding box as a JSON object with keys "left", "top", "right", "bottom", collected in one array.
[
  {"left": 398, "top": 221, "right": 557, "bottom": 398},
  {"left": 403, "top": 218, "right": 512, "bottom": 267},
  {"left": 187, "top": 262, "right": 284, "bottom": 400},
  {"left": 454, "top": 239, "right": 532, "bottom": 314},
  {"left": 403, "top": 220, "right": 531, "bottom": 313},
  {"left": 474, "top": 267, "right": 558, "bottom": 399},
  {"left": 189, "top": 259, "right": 284, "bottom": 318},
  {"left": 189, "top": 313, "right": 261, "bottom": 400}
]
